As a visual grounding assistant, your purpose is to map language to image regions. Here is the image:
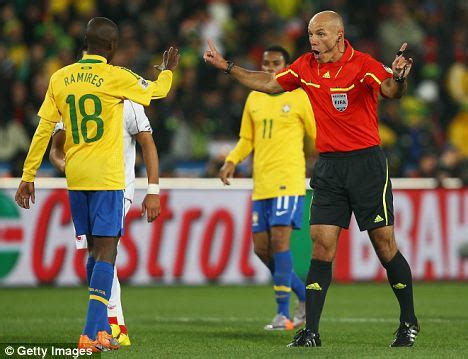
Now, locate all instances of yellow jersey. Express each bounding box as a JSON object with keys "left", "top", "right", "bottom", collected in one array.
[
  {"left": 22, "top": 54, "right": 173, "bottom": 190},
  {"left": 226, "top": 88, "right": 316, "bottom": 200}
]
